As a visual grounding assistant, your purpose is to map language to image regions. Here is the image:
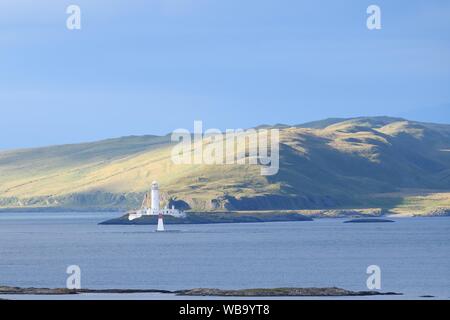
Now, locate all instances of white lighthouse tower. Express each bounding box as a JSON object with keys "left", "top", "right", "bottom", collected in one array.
[
  {"left": 152, "top": 181, "right": 164, "bottom": 231},
  {"left": 127, "top": 180, "right": 186, "bottom": 227},
  {"left": 151, "top": 181, "right": 160, "bottom": 215}
]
